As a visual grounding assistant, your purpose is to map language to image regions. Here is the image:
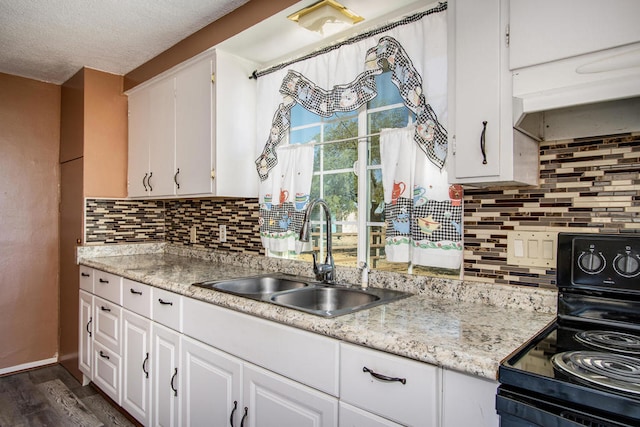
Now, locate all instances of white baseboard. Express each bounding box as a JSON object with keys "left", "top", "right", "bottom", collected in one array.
[{"left": 0, "top": 356, "right": 58, "bottom": 376}]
